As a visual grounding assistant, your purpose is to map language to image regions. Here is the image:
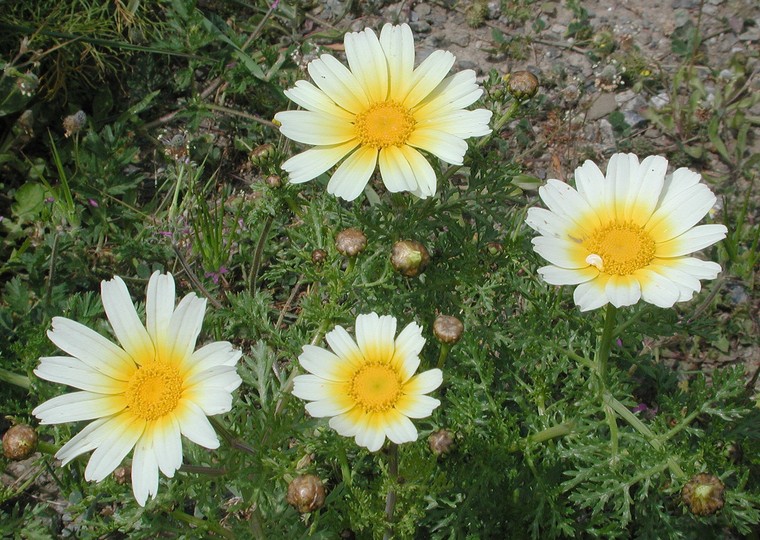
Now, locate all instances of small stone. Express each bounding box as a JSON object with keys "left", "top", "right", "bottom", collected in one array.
[{"left": 587, "top": 93, "right": 617, "bottom": 120}]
